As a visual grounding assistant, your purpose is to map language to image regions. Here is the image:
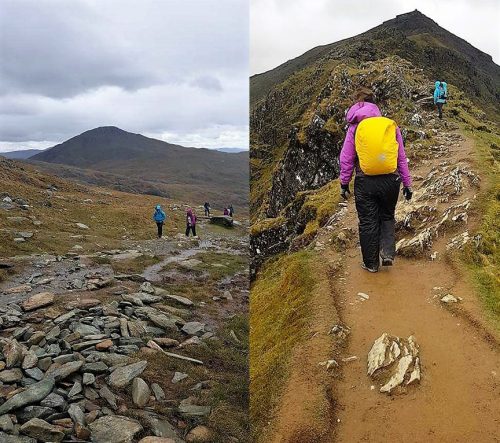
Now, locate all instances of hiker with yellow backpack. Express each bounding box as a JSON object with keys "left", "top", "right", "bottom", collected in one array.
[{"left": 339, "top": 89, "right": 412, "bottom": 273}]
